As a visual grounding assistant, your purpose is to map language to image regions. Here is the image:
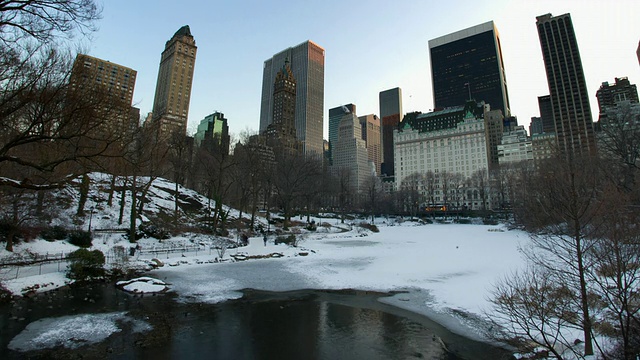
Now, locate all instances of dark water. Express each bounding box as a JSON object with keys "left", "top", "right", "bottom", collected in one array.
[{"left": 0, "top": 283, "right": 513, "bottom": 359}]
